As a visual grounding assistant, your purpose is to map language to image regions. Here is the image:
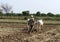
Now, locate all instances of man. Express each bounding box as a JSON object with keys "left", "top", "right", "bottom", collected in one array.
[{"left": 27, "top": 15, "right": 35, "bottom": 34}]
